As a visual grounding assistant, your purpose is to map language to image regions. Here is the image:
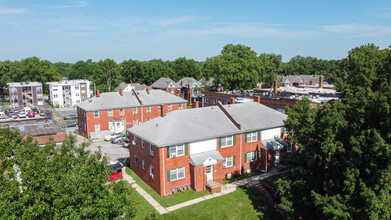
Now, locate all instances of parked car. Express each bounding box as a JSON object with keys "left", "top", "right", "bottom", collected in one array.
[
  {"left": 7, "top": 111, "right": 14, "bottom": 117},
  {"left": 10, "top": 113, "right": 17, "bottom": 119},
  {"left": 5, "top": 109, "right": 12, "bottom": 115},
  {"left": 0, "top": 115, "right": 8, "bottom": 120},
  {"left": 104, "top": 132, "right": 123, "bottom": 141},
  {"left": 111, "top": 136, "right": 128, "bottom": 144},
  {"left": 32, "top": 108, "right": 39, "bottom": 114},
  {"left": 45, "top": 110, "right": 52, "bottom": 117},
  {"left": 0, "top": 112, "right": 5, "bottom": 117},
  {"left": 27, "top": 111, "right": 35, "bottom": 118},
  {"left": 18, "top": 112, "right": 26, "bottom": 118},
  {"left": 62, "top": 121, "right": 77, "bottom": 128},
  {"left": 107, "top": 161, "right": 123, "bottom": 182},
  {"left": 64, "top": 114, "right": 77, "bottom": 120},
  {"left": 23, "top": 107, "right": 31, "bottom": 112}
]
